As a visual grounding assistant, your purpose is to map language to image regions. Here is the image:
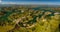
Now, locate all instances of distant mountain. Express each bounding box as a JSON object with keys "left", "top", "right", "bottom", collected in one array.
[{"left": 0, "top": 4, "right": 60, "bottom": 8}]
